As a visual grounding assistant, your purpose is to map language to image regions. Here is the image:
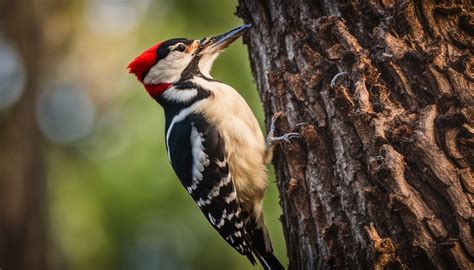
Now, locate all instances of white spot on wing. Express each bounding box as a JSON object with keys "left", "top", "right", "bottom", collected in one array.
[
  {"left": 216, "top": 218, "right": 225, "bottom": 228},
  {"left": 209, "top": 185, "right": 220, "bottom": 198},
  {"left": 197, "top": 197, "right": 211, "bottom": 206},
  {"left": 224, "top": 191, "right": 236, "bottom": 204},
  {"left": 215, "top": 158, "right": 227, "bottom": 168},
  {"left": 216, "top": 209, "right": 227, "bottom": 228},
  {"left": 189, "top": 181, "right": 198, "bottom": 191},
  {"left": 235, "top": 221, "right": 243, "bottom": 229}
]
